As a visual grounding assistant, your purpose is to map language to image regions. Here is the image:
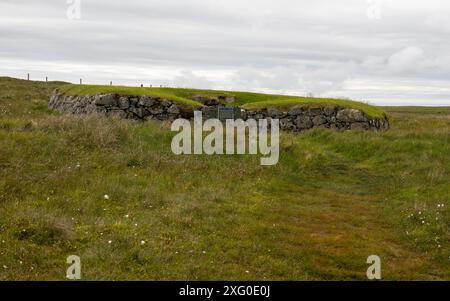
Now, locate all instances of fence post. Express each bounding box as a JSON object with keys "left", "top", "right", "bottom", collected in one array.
[
  {"left": 80, "top": 78, "right": 82, "bottom": 85},
  {"left": 46, "top": 76, "right": 48, "bottom": 82},
  {"left": 27, "top": 73, "right": 30, "bottom": 81}
]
